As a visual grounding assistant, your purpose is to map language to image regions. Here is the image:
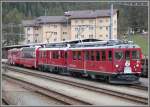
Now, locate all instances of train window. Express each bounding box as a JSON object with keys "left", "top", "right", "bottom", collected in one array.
[
  {"left": 85, "top": 51, "right": 89, "bottom": 60},
  {"left": 56, "top": 51, "right": 59, "bottom": 59},
  {"left": 61, "top": 51, "right": 64, "bottom": 58},
  {"left": 108, "top": 51, "right": 112, "bottom": 61},
  {"left": 91, "top": 51, "right": 94, "bottom": 61},
  {"left": 73, "top": 51, "right": 76, "bottom": 60},
  {"left": 33, "top": 52, "right": 36, "bottom": 58},
  {"left": 132, "top": 50, "right": 140, "bottom": 59},
  {"left": 44, "top": 51, "right": 47, "bottom": 58},
  {"left": 52, "top": 51, "right": 55, "bottom": 59},
  {"left": 78, "top": 51, "right": 81, "bottom": 60},
  {"left": 125, "top": 51, "right": 130, "bottom": 60},
  {"left": 49, "top": 52, "right": 51, "bottom": 59},
  {"left": 115, "top": 51, "right": 123, "bottom": 60},
  {"left": 65, "top": 52, "right": 67, "bottom": 59},
  {"left": 96, "top": 51, "right": 100, "bottom": 61},
  {"left": 102, "top": 50, "right": 106, "bottom": 61}
]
